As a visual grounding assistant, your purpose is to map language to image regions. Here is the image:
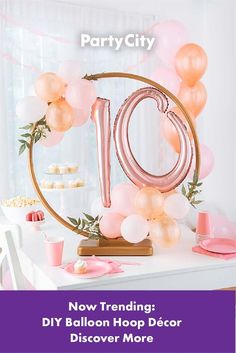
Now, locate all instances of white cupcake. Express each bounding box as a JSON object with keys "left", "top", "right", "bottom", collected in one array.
[{"left": 74, "top": 259, "right": 87, "bottom": 274}]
